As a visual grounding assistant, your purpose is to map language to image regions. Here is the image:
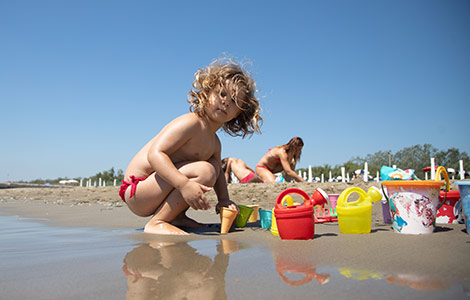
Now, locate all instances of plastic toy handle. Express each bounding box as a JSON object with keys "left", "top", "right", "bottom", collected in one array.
[
  {"left": 281, "top": 195, "right": 294, "bottom": 207},
  {"left": 337, "top": 187, "right": 368, "bottom": 207},
  {"left": 435, "top": 166, "right": 450, "bottom": 192},
  {"left": 275, "top": 188, "right": 311, "bottom": 209},
  {"left": 435, "top": 166, "right": 450, "bottom": 208},
  {"left": 381, "top": 184, "right": 390, "bottom": 203}
]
